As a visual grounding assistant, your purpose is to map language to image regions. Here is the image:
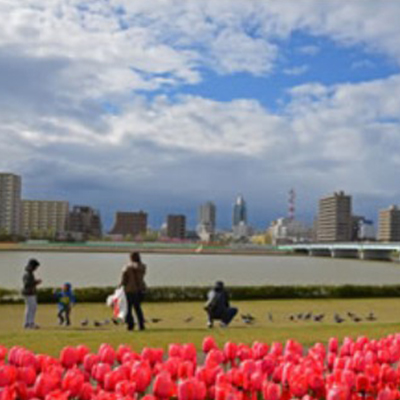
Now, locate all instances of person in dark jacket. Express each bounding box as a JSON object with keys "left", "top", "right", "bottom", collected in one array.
[
  {"left": 54, "top": 283, "right": 76, "bottom": 326},
  {"left": 21, "top": 259, "right": 42, "bottom": 329},
  {"left": 120, "top": 252, "right": 147, "bottom": 331},
  {"left": 204, "top": 281, "right": 238, "bottom": 328}
]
